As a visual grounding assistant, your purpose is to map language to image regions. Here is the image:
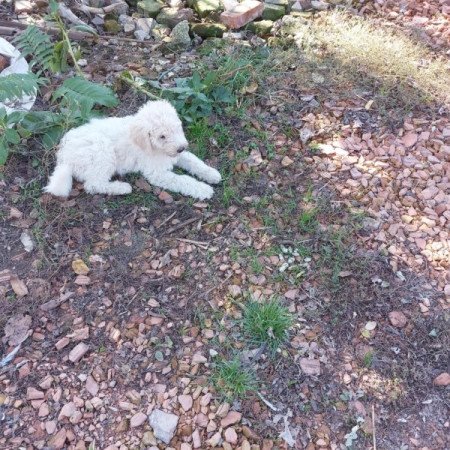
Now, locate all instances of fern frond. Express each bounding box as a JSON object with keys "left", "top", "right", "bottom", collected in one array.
[
  {"left": 0, "top": 73, "right": 45, "bottom": 102},
  {"left": 53, "top": 77, "right": 119, "bottom": 110},
  {"left": 13, "top": 26, "right": 55, "bottom": 73}
]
